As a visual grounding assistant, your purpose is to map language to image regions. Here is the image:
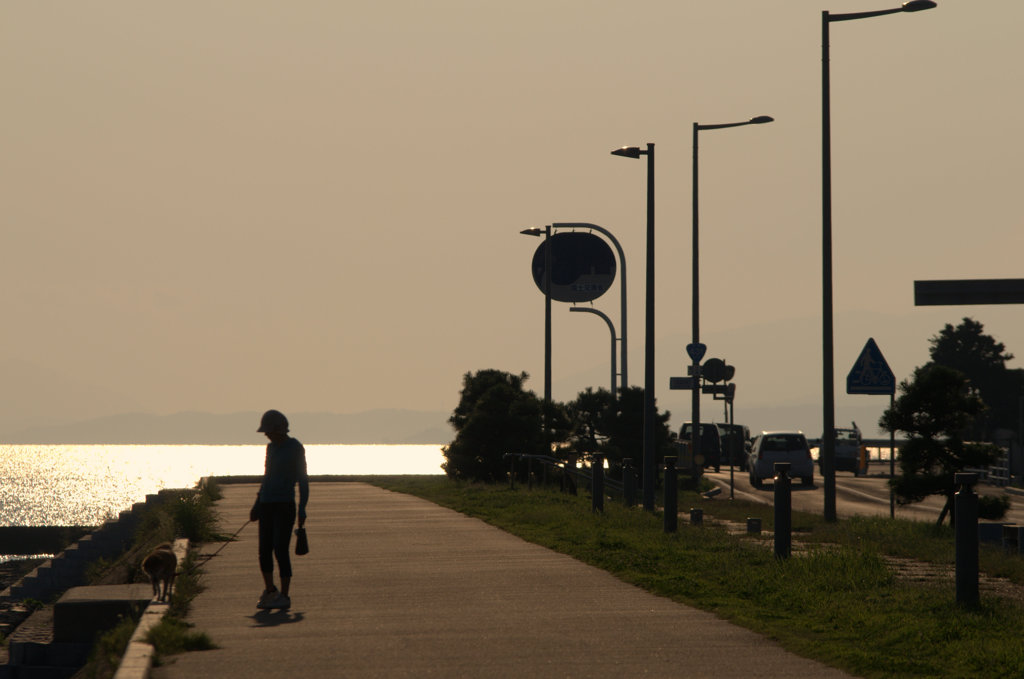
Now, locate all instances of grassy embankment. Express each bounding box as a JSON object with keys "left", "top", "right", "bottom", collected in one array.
[
  {"left": 77, "top": 480, "right": 222, "bottom": 678},
  {"left": 369, "top": 475, "right": 1024, "bottom": 679}
]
